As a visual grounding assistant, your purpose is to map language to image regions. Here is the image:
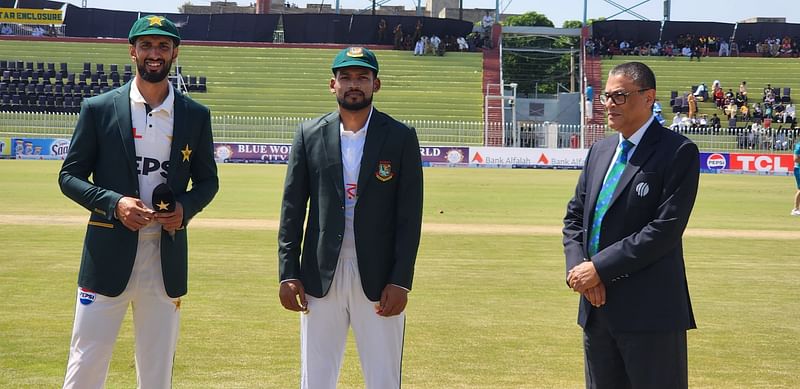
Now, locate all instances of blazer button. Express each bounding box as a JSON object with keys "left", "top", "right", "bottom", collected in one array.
[{"left": 337, "top": 234, "right": 343, "bottom": 240}]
